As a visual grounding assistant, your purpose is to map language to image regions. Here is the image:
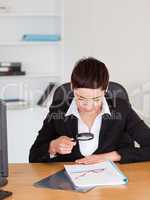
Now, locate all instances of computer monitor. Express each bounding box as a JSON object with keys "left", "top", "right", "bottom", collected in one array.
[{"left": 0, "top": 100, "right": 8, "bottom": 187}]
